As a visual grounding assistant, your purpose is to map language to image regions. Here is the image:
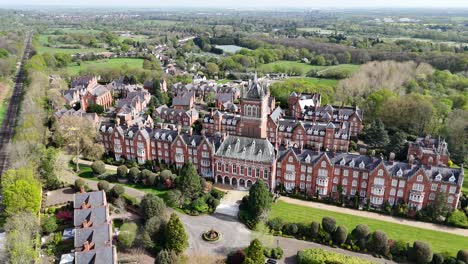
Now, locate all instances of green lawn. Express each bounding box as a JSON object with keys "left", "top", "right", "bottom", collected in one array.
[
  {"left": 63, "top": 58, "right": 145, "bottom": 76},
  {"left": 36, "top": 45, "right": 106, "bottom": 55},
  {"left": 217, "top": 79, "right": 231, "bottom": 84},
  {"left": 259, "top": 60, "right": 327, "bottom": 74},
  {"left": 270, "top": 201, "right": 468, "bottom": 255}
]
